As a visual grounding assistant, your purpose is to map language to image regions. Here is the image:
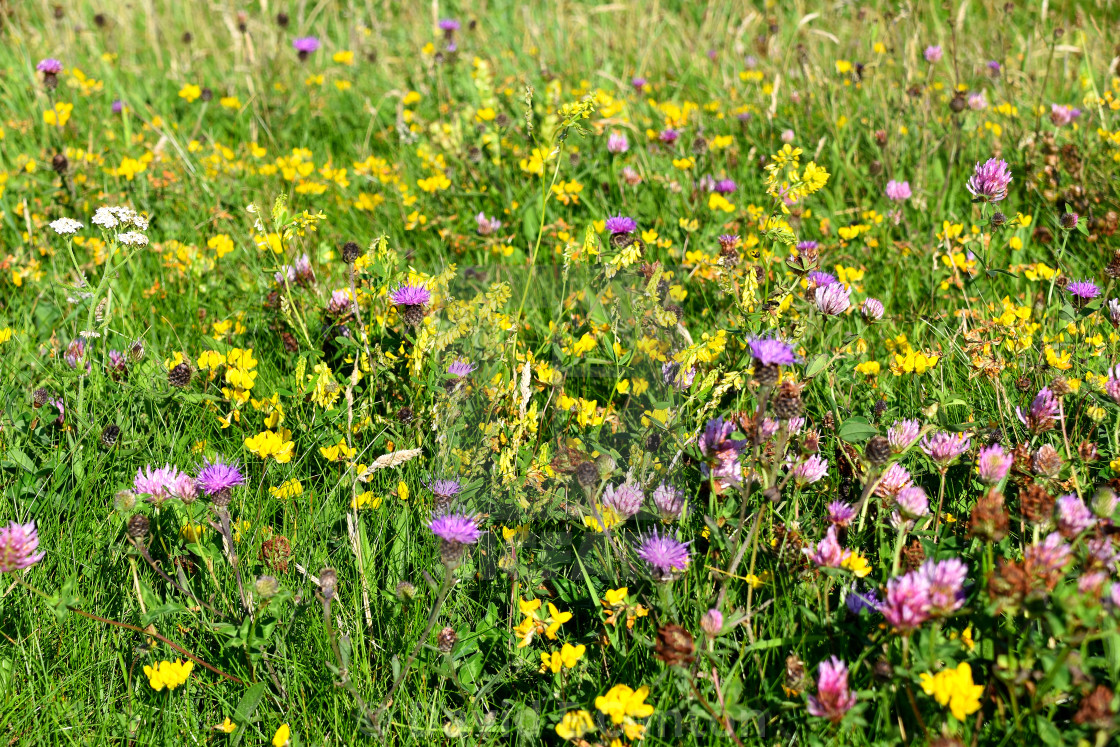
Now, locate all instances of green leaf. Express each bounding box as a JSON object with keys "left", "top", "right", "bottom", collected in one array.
[
  {"left": 47, "top": 577, "right": 80, "bottom": 623},
  {"left": 231, "top": 682, "right": 268, "bottom": 745},
  {"left": 1035, "top": 715, "right": 1063, "bottom": 745},
  {"left": 804, "top": 354, "right": 829, "bottom": 379},
  {"left": 140, "top": 602, "right": 186, "bottom": 627},
  {"left": 4, "top": 448, "right": 36, "bottom": 473},
  {"left": 837, "top": 417, "right": 877, "bottom": 443}
]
